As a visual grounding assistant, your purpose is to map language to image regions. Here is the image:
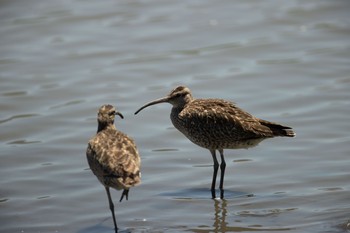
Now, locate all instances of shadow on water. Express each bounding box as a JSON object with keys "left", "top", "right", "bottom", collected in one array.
[
  {"left": 77, "top": 224, "right": 113, "bottom": 233},
  {"left": 77, "top": 220, "right": 132, "bottom": 233},
  {"left": 159, "top": 188, "right": 253, "bottom": 200},
  {"left": 189, "top": 199, "right": 293, "bottom": 233}
]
